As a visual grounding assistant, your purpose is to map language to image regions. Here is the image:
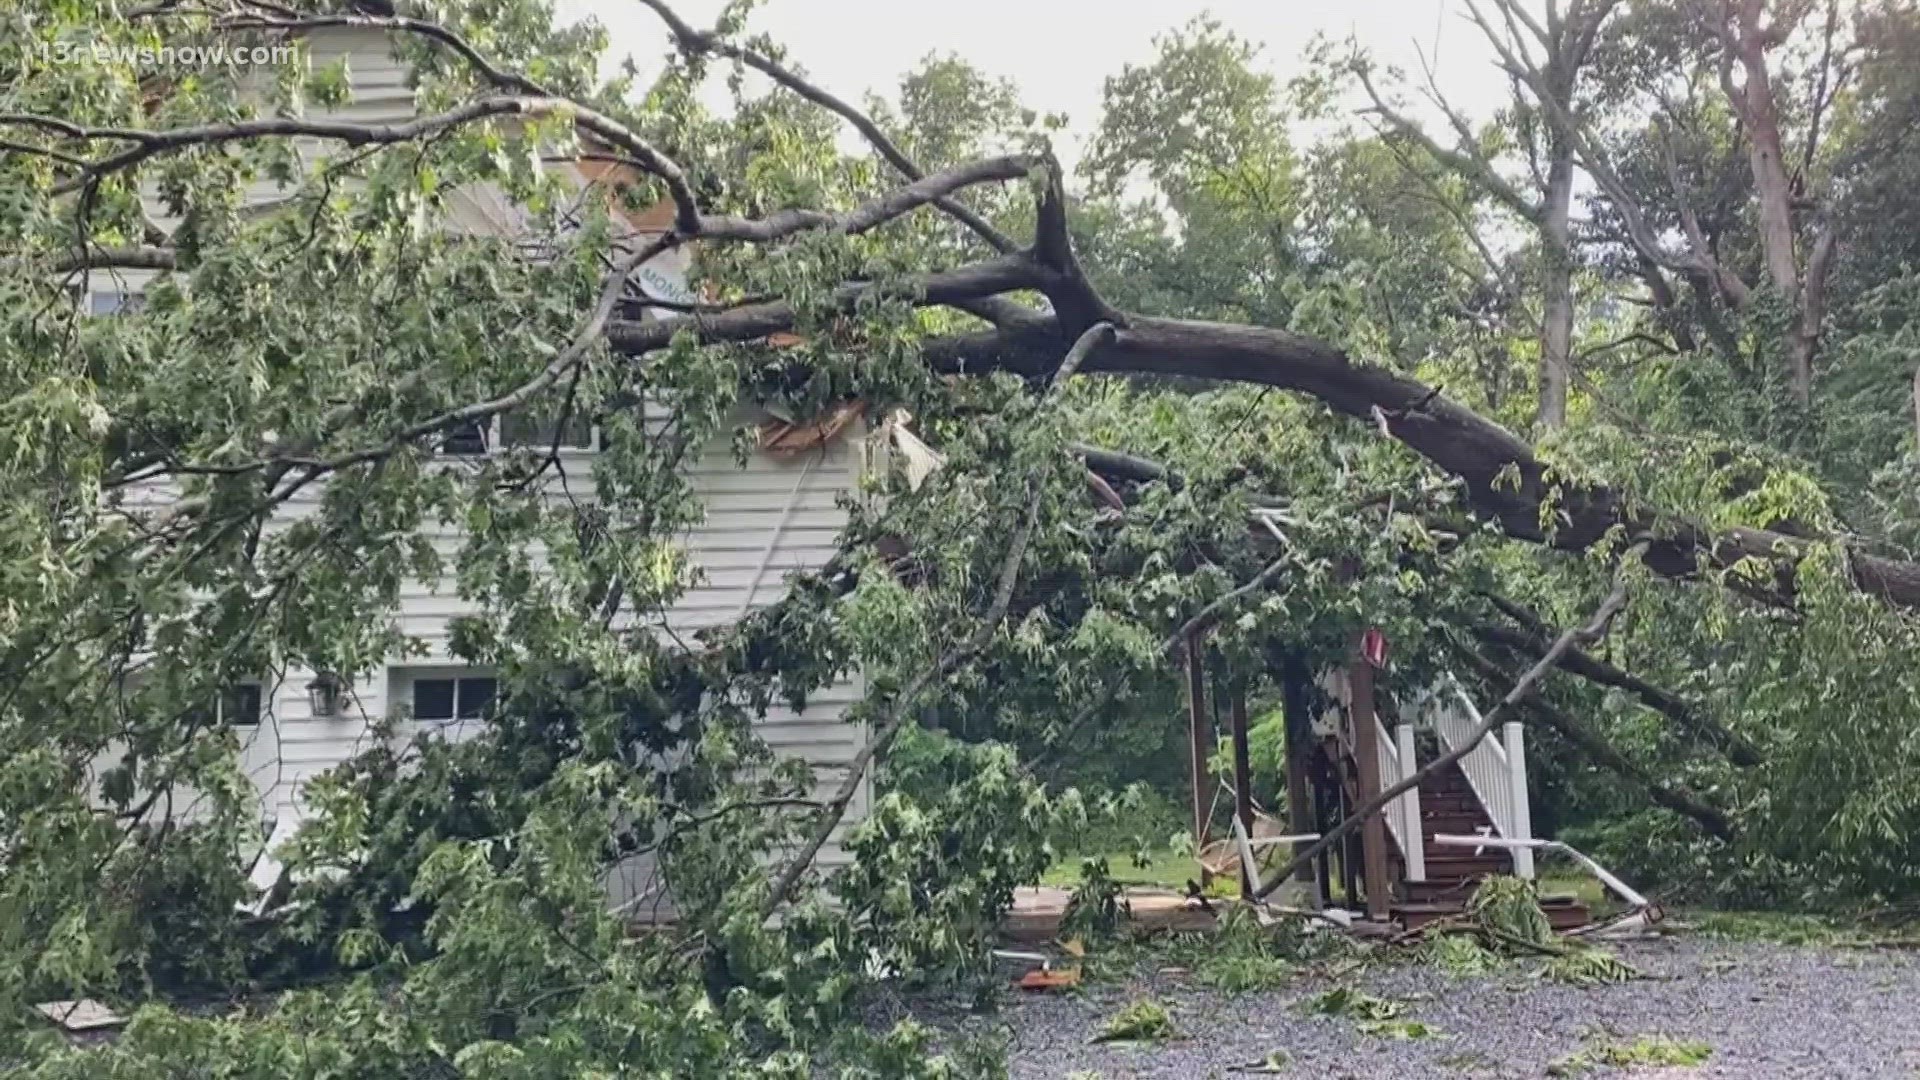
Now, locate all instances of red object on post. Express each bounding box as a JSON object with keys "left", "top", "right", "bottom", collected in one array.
[{"left": 1361, "top": 627, "right": 1389, "bottom": 669}]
